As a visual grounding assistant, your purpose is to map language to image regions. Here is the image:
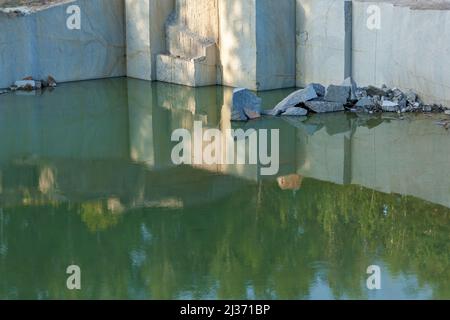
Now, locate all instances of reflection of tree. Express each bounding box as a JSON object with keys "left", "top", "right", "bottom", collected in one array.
[
  {"left": 80, "top": 200, "right": 123, "bottom": 233},
  {"left": 0, "top": 177, "right": 449, "bottom": 299}
]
